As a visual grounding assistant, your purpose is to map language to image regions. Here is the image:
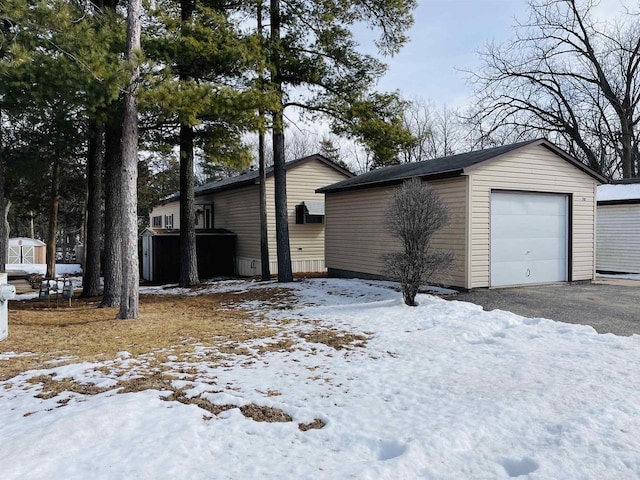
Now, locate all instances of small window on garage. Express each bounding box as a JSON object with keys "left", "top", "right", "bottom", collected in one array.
[
  {"left": 164, "top": 214, "right": 174, "bottom": 229},
  {"left": 296, "top": 200, "right": 324, "bottom": 224},
  {"left": 152, "top": 216, "right": 162, "bottom": 228}
]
